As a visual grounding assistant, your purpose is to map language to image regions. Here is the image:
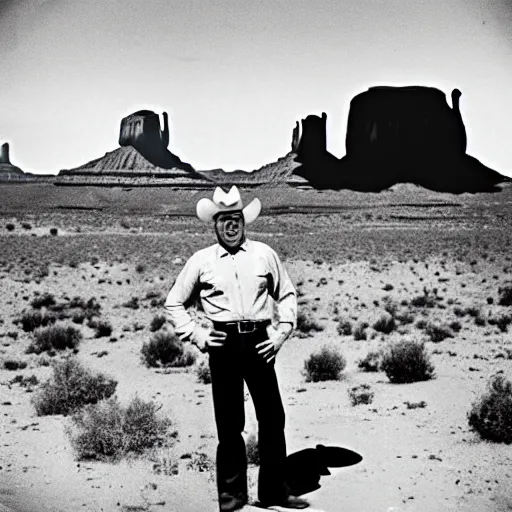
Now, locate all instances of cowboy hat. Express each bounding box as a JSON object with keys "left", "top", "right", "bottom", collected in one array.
[{"left": 196, "top": 186, "right": 262, "bottom": 224}]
